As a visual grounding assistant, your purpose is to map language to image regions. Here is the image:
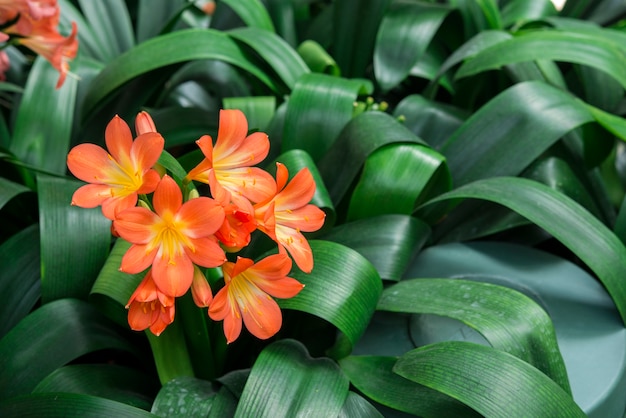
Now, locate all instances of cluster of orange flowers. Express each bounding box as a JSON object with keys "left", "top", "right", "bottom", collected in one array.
[
  {"left": 66, "top": 110, "right": 325, "bottom": 343},
  {"left": 0, "top": 0, "right": 78, "bottom": 88}
]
